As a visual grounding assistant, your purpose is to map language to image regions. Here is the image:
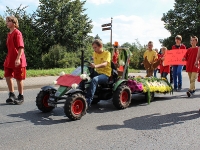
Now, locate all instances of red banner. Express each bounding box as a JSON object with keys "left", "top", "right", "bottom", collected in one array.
[{"left": 163, "top": 49, "right": 187, "bottom": 66}]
